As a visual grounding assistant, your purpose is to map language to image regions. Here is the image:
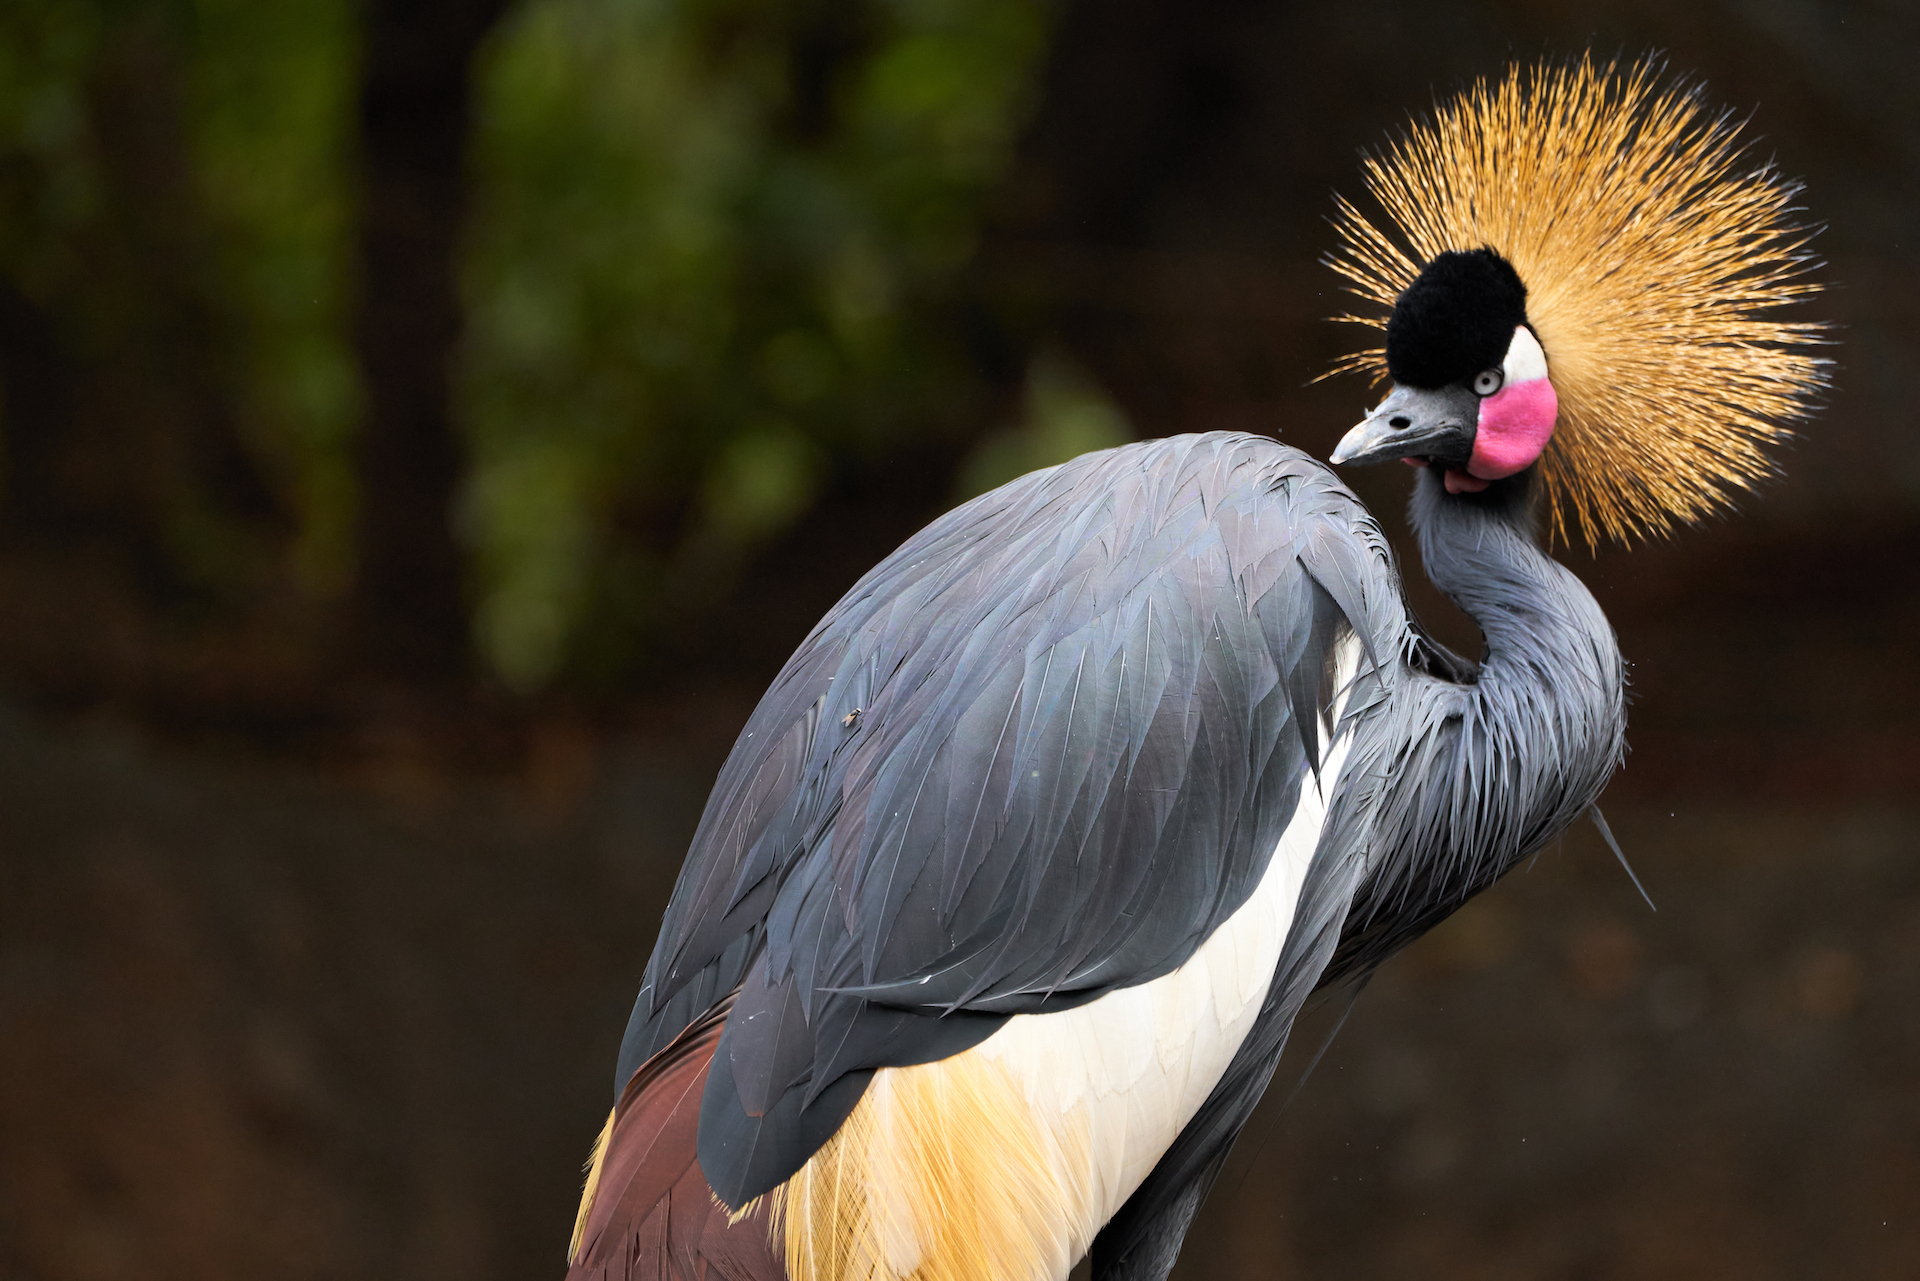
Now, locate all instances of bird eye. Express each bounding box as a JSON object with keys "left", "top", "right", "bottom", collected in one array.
[{"left": 1473, "top": 368, "right": 1504, "bottom": 396}]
